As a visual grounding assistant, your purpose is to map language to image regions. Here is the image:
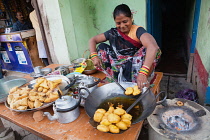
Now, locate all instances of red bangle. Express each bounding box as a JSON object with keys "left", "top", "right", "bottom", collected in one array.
[
  {"left": 142, "top": 65, "right": 150, "bottom": 70},
  {"left": 139, "top": 72, "right": 147, "bottom": 76}
]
